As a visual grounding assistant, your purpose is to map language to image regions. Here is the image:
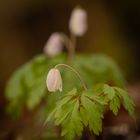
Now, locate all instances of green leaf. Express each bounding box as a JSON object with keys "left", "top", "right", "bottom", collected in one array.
[
  {"left": 61, "top": 100, "right": 83, "bottom": 140},
  {"left": 114, "top": 87, "right": 135, "bottom": 119},
  {"left": 46, "top": 108, "right": 57, "bottom": 123},
  {"left": 64, "top": 88, "right": 77, "bottom": 97},
  {"left": 74, "top": 54, "right": 126, "bottom": 88},
  {"left": 55, "top": 99, "right": 76, "bottom": 126},
  {"left": 5, "top": 53, "right": 126, "bottom": 120},
  {"left": 101, "top": 85, "right": 135, "bottom": 119},
  {"left": 103, "top": 84, "right": 115, "bottom": 100},
  {"left": 46, "top": 89, "right": 84, "bottom": 140},
  {"left": 5, "top": 55, "right": 49, "bottom": 114},
  {"left": 57, "top": 89, "right": 77, "bottom": 107},
  {"left": 83, "top": 89, "right": 107, "bottom": 105},
  {"left": 5, "top": 54, "right": 66, "bottom": 117},
  {"left": 81, "top": 94, "right": 104, "bottom": 135},
  {"left": 5, "top": 65, "right": 29, "bottom": 118},
  {"left": 26, "top": 83, "right": 46, "bottom": 110},
  {"left": 80, "top": 107, "right": 88, "bottom": 127},
  {"left": 109, "top": 95, "right": 121, "bottom": 115},
  {"left": 46, "top": 84, "right": 135, "bottom": 140}
]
